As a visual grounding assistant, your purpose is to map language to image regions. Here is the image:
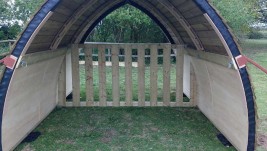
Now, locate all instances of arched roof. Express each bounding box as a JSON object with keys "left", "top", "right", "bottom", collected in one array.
[
  {"left": 15, "top": 0, "right": 239, "bottom": 55},
  {"left": 0, "top": 0, "right": 256, "bottom": 150}
]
